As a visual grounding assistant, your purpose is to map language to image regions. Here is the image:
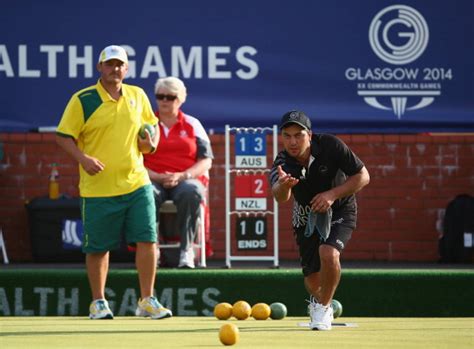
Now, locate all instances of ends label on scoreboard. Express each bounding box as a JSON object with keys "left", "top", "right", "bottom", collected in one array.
[{"left": 235, "top": 216, "right": 267, "bottom": 250}]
